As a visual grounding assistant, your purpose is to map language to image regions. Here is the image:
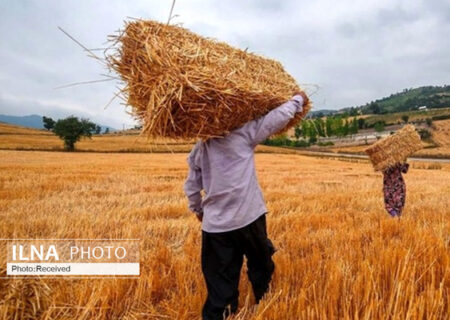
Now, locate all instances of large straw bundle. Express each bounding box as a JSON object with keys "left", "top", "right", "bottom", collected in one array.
[
  {"left": 365, "top": 125, "right": 422, "bottom": 171},
  {"left": 107, "top": 20, "right": 311, "bottom": 139}
]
